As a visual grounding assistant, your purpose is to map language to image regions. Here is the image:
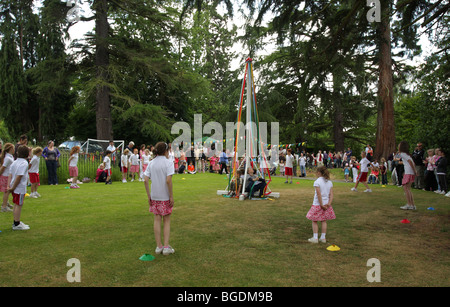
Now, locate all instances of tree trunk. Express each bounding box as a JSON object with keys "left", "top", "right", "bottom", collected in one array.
[
  {"left": 375, "top": 1, "right": 396, "bottom": 161},
  {"left": 94, "top": 0, "right": 113, "bottom": 140},
  {"left": 333, "top": 72, "right": 344, "bottom": 152}
]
